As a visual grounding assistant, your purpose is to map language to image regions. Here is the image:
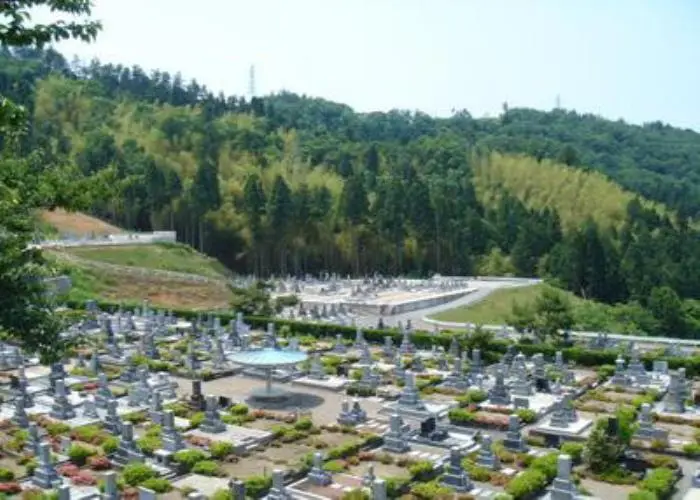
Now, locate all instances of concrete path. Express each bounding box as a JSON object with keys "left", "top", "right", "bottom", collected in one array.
[{"left": 355, "top": 278, "right": 538, "bottom": 330}]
